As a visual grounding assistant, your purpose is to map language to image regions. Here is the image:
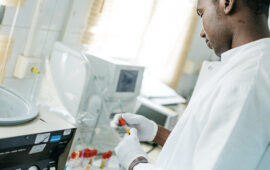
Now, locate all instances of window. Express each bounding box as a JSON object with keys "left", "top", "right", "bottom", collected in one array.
[{"left": 82, "top": 0, "right": 197, "bottom": 88}]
